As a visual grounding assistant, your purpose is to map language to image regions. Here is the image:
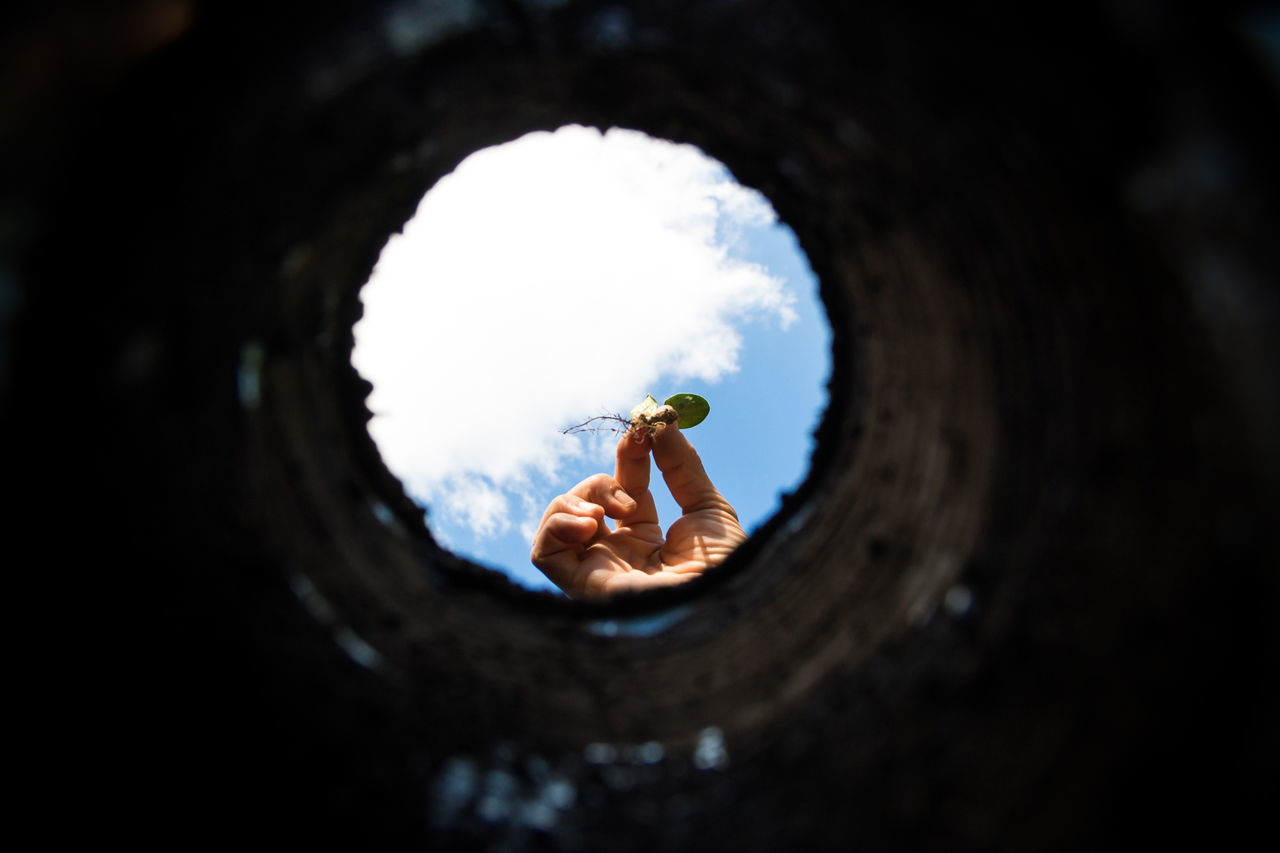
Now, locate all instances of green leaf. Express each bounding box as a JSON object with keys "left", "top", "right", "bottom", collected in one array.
[
  {"left": 664, "top": 393, "right": 710, "bottom": 429},
  {"left": 630, "top": 393, "right": 660, "bottom": 421}
]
